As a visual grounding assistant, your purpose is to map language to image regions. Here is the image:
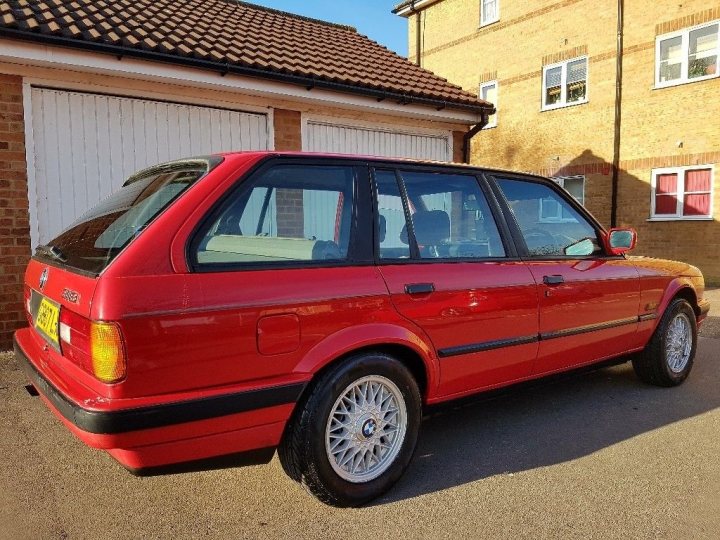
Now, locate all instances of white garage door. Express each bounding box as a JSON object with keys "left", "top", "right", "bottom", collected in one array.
[
  {"left": 28, "top": 87, "right": 269, "bottom": 246},
  {"left": 303, "top": 120, "right": 451, "bottom": 162}
]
